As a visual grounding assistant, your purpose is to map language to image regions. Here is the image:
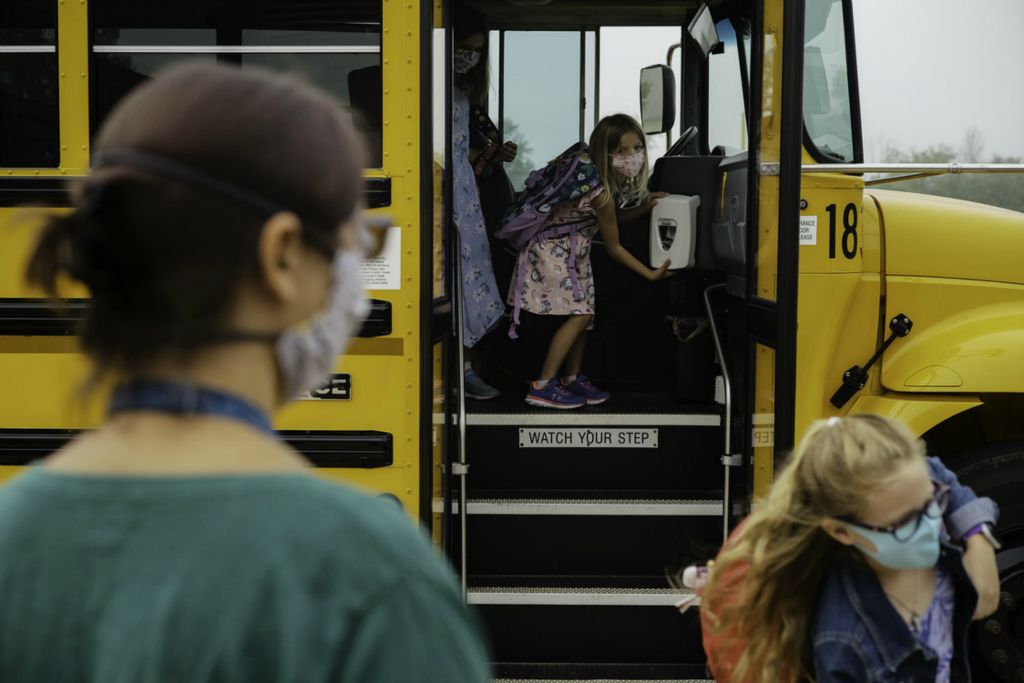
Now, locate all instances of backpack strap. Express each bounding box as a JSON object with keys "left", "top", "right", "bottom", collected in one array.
[{"left": 508, "top": 248, "right": 529, "bottom": 339}]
